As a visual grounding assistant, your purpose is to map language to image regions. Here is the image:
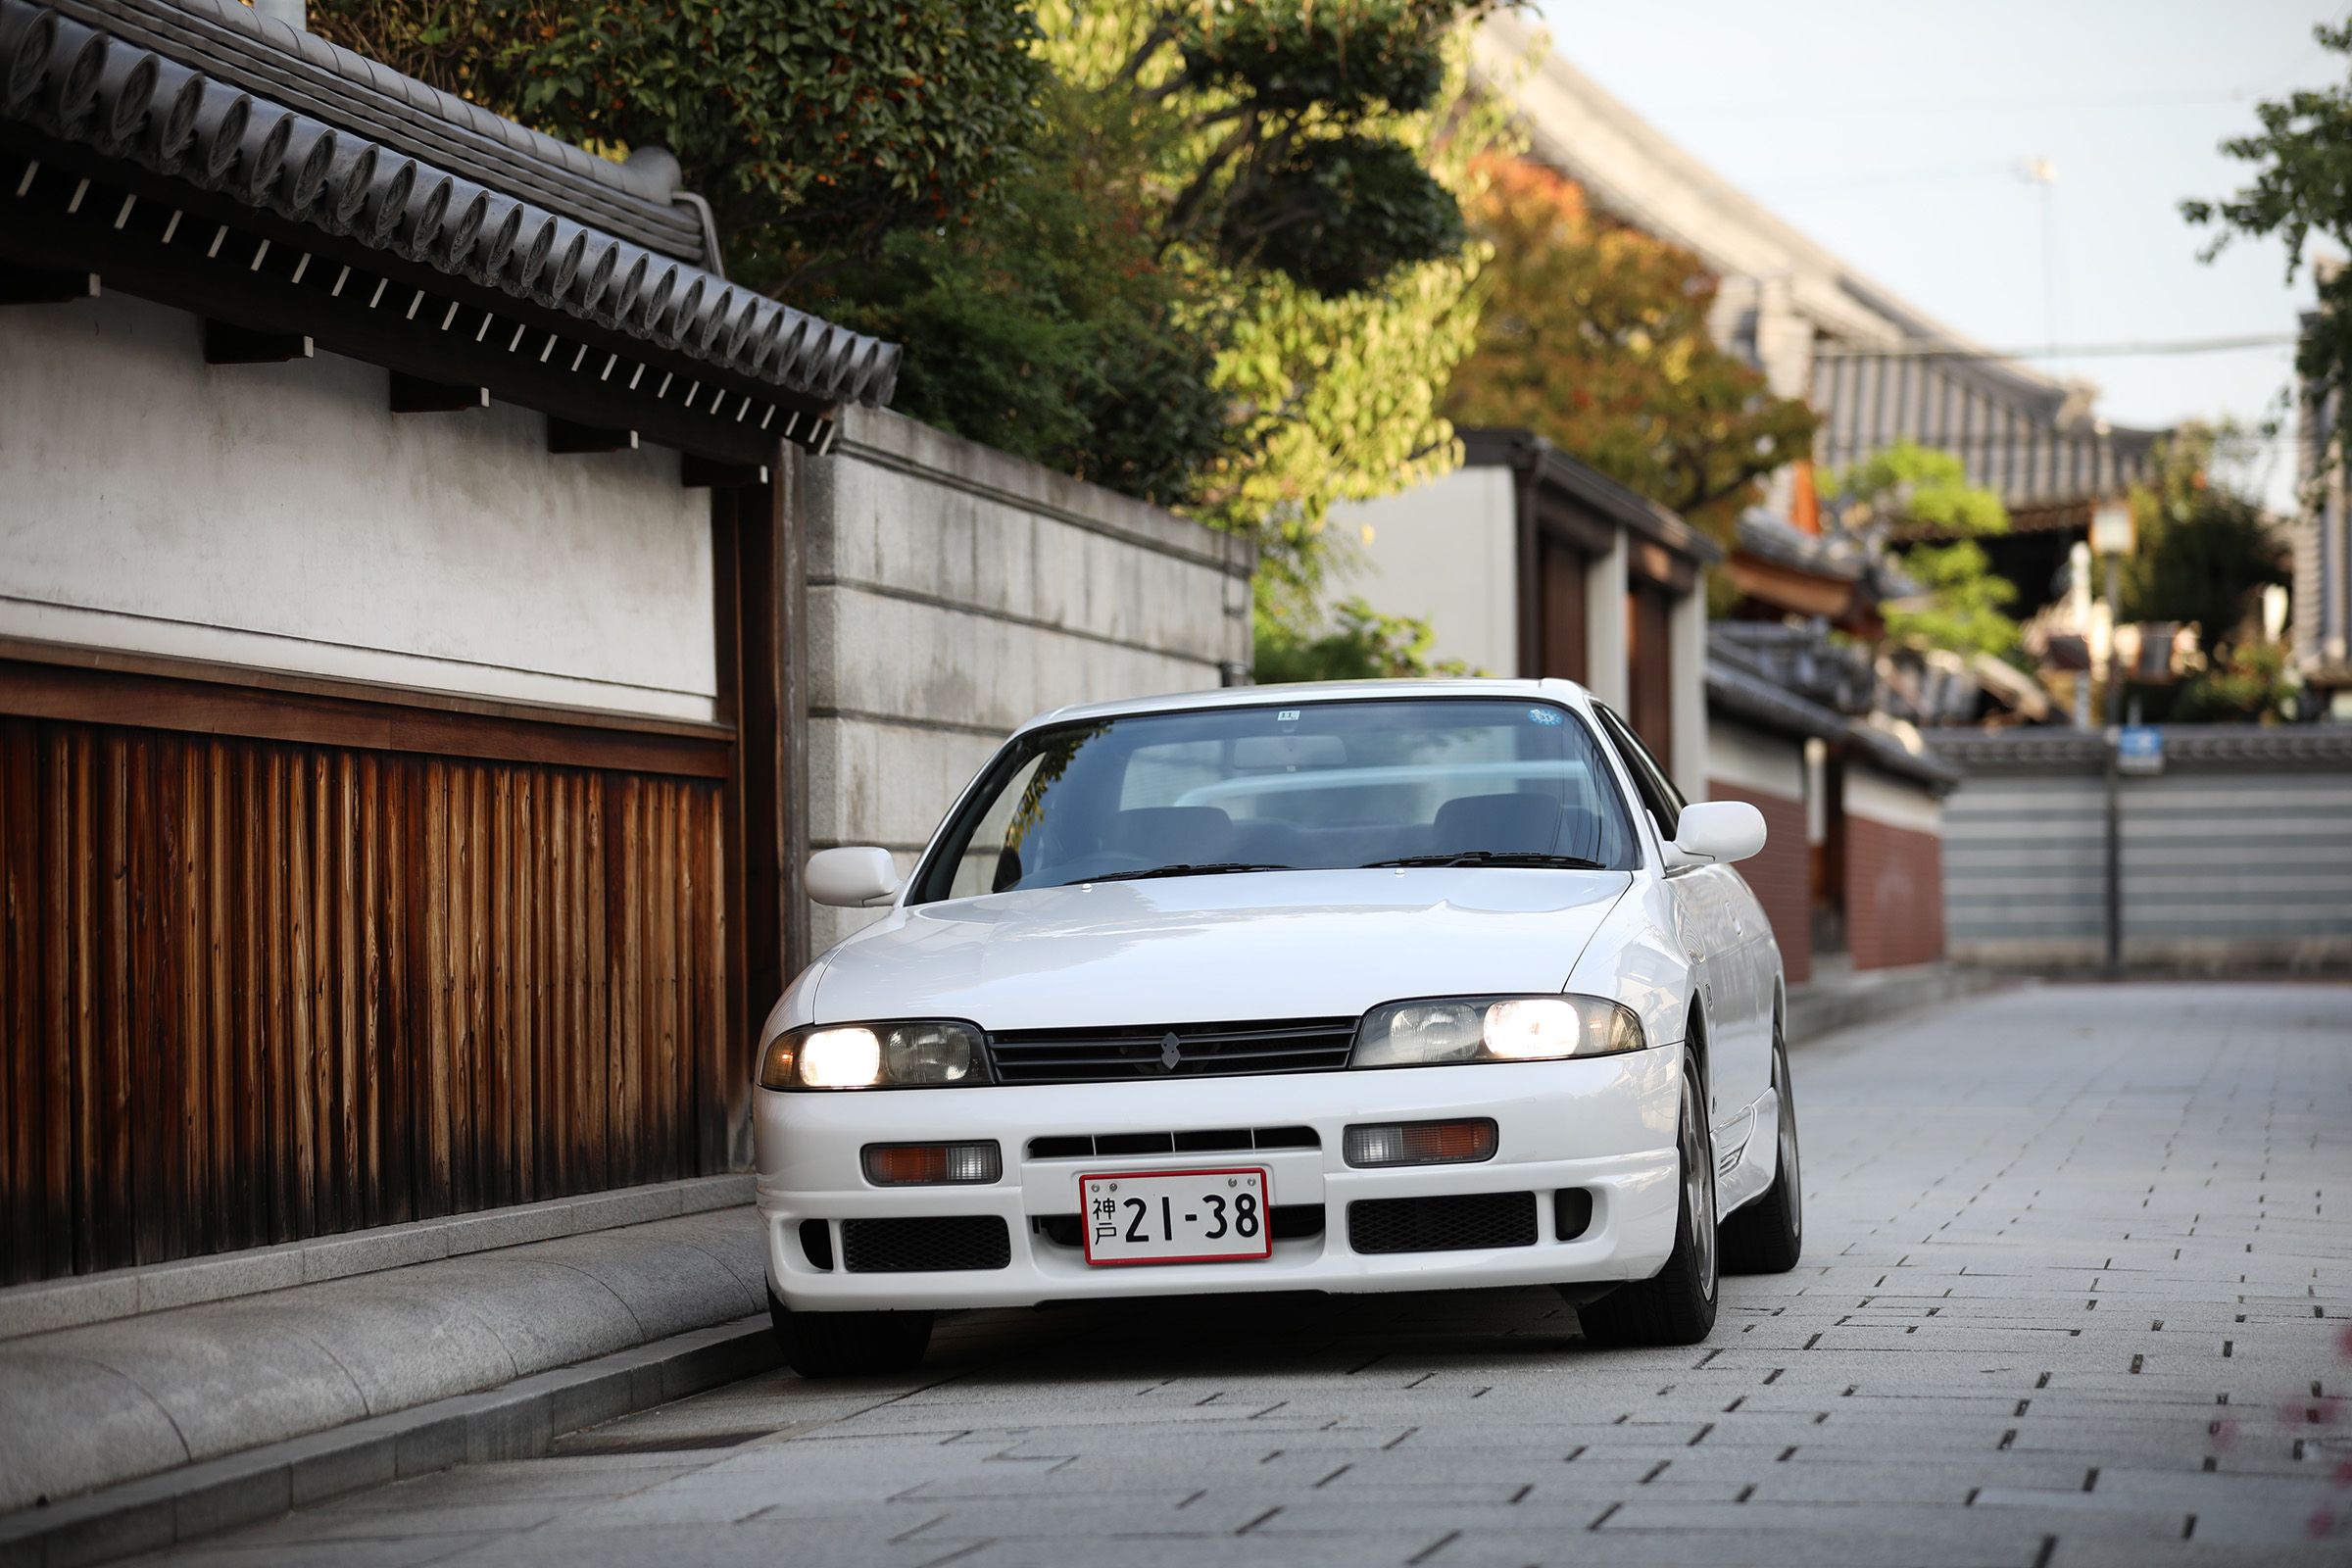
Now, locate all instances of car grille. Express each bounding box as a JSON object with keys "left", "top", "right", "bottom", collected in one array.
[
  {"left": 1348, "top": 1192, "right": 1539, "bottom": 1254},
  {"left": 986, "top": 1018, "right": 1357, "bottom": 1085},
  {"left": 840, "top": 1215, "right": 1011, "bottom": 1273},
  {"left": 1026, "top": 1126, "right": 1320, "bottom": 1159}
]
